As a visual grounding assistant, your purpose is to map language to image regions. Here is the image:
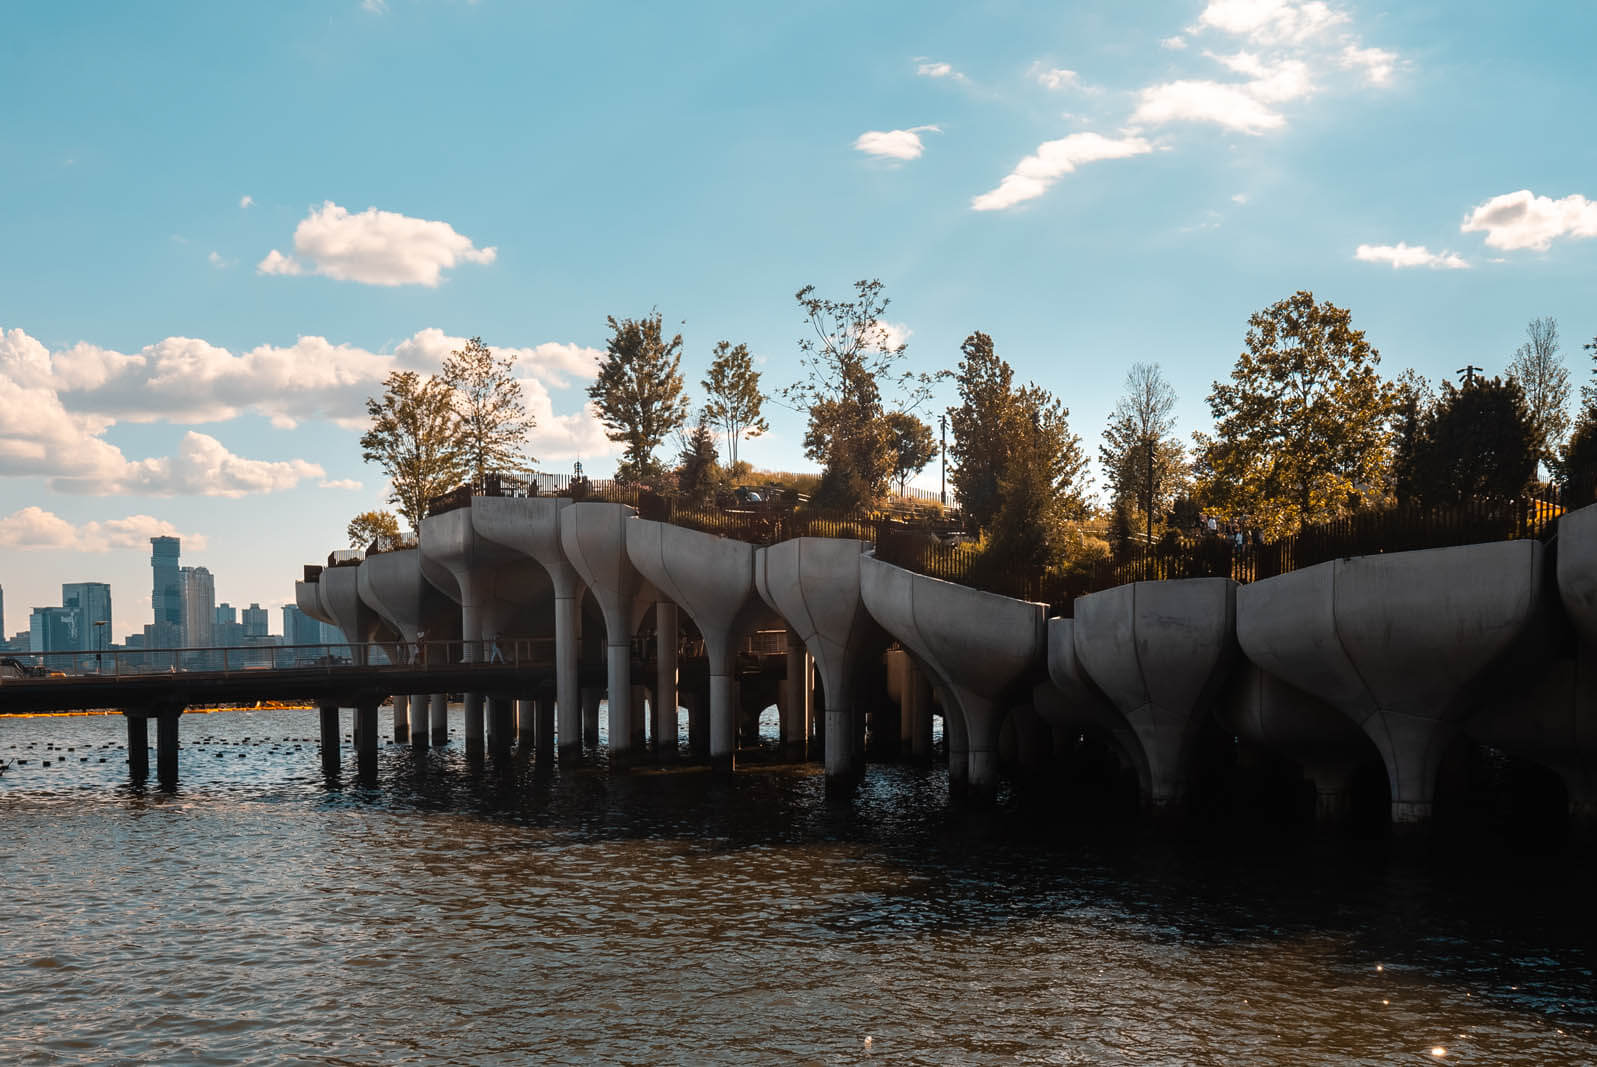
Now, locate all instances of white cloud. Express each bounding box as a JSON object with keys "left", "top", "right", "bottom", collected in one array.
[
  {"left": 1355, "top": 242, "right": 1470, "bottom": 270},
  {"left": 239, "top": 194, "right": 254, "bottom": 209},
  {"left": 49, "top": 431, "right": 325, "bottom": 497},
  {"left": 207, "top": 251, "right": 232, "bottom": 269},
  {"left": 971, "top": 132, "right": 1152, "bottom": 211},
  {"left": 1132, "top": 80, "right": 1285, "bottom": 133},
  {"left": 1232, "top": 193, "right": 1248, "bottom": 204},
  {"left": 1339, "top": 44, "right": 1397, "bottom": 85},
  {"left": 1161, "top": 36, "right": 1188, "bottom": 50},
  {"left": 1196, "top": 0, "right": 1346, "bottom": 45},
  {"left": 1460, "top": 190, "right": 1597, "bottom": 251},
  {"left": 259, "top": 201, "right": 497, "bottom": 287},
  {"left": 1037, "top": 67, "right": 1080, "bottom": 90},
  {"left": 257, "top": 249, "right": 304, "bottom": 276},
  {"left": 319, "top": 479, "right": 364, "bottom": 491},
  {"left": 361, "top": 0, "right": 388, "bottom": 12},
  {"left": 853, "top": 126, "right": 940, "bottom": 161},
  {"left": 916, "top": 61, "right": 953, "bottom": 78},
  {"left": 0, "top": 507, "right": 206, "bottom": 552},
  {"left": 1206, "top": 51, "right": 1313, "bottom": 101}
]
